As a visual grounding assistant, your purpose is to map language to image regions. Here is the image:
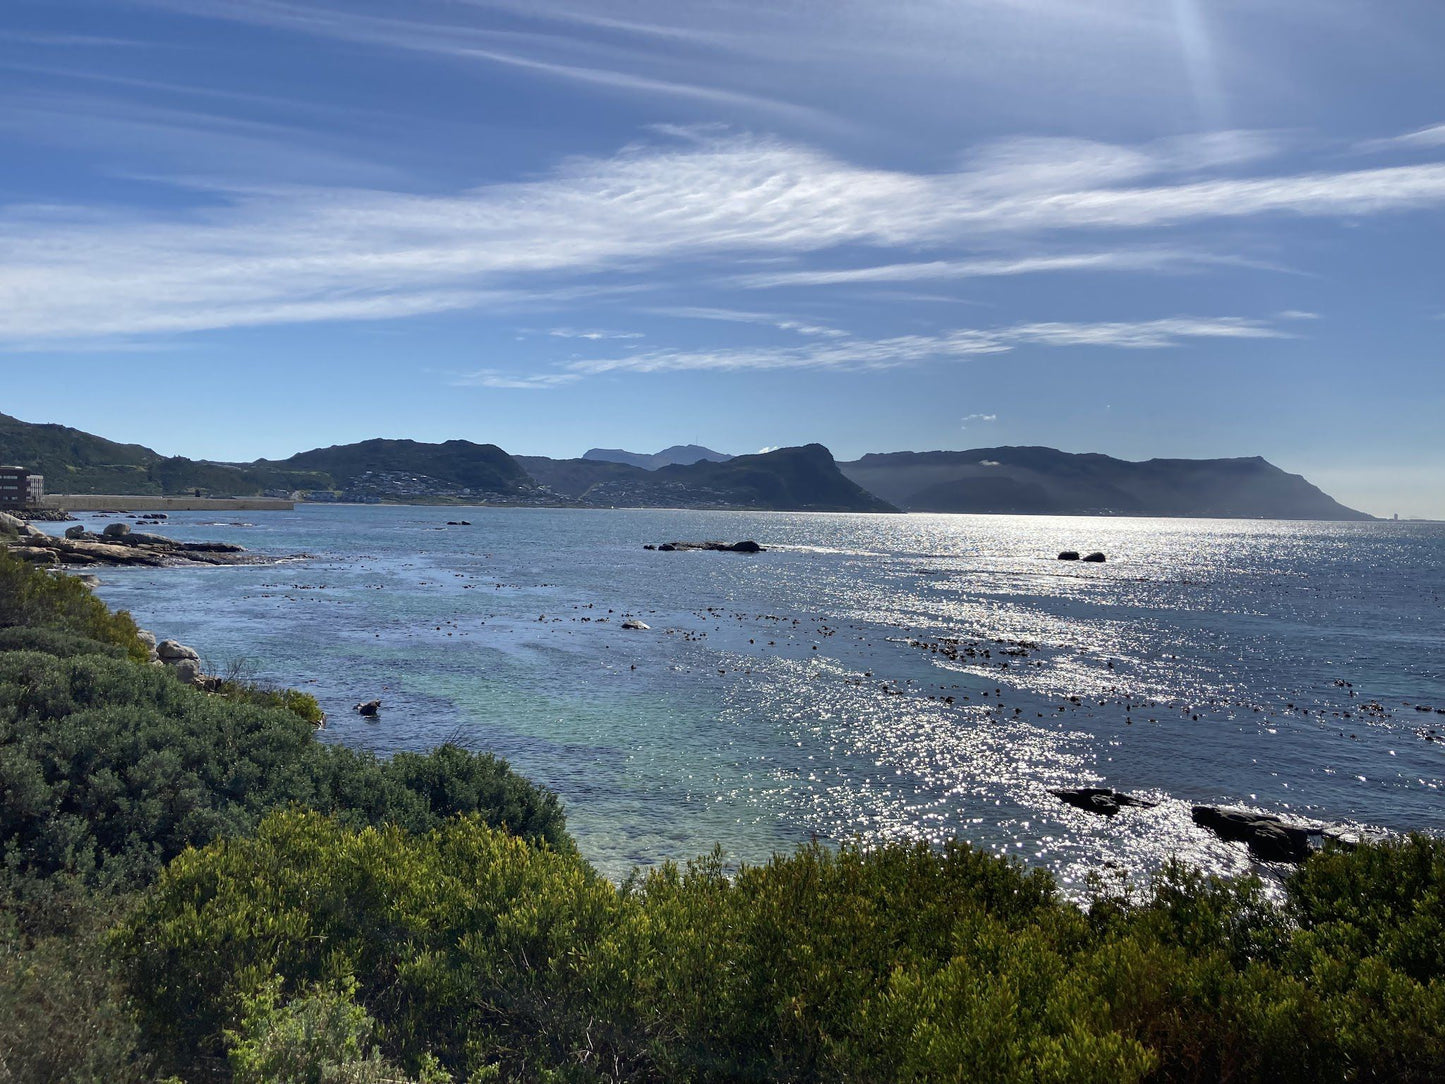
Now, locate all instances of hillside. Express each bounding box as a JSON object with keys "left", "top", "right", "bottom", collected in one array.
[
  {"left": 0, "top": 412, "right": 325, "bottom": 497},
  {"left": 840, "top": 447, "right": 1372, "bottom": 520},
  {"left": 583, "top": 444, "right": 734, "bottom": 470},
  {"left": 260, "top": 438, "right": 534, "bottom": 500},
  {"left": 526, "top": 444, "right": 896, "bottom": 512}
]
